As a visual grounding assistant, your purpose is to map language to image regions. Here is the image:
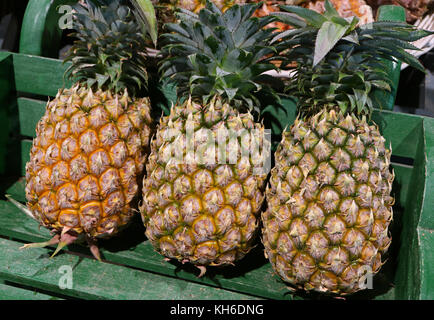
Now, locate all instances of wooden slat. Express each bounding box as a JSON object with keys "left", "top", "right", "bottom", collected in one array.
[
  {"left": 391, "top": 118, "right": 427, "bottom": 299},
  {"left": 418, "top": 117, "right": 434, "bottom": 230},
  {"left": 418, "top": 230, "right": 434, "bottom": 300},
  {"left": 392, "top": 164, "right": 413, "bottom": 216},
  {"left": 371, "top": 110, "right": 423, "bottom": 161},
  {"left": 13, "top": 53, "right": 72, "bottom": 97},
  {"left": 0, "top": 52, "right": 13, "bottom": 175},
  {"left": 0, "top": 281, "right": 62, "bottom": 300},
  {"left": 20, "top": 139, "right": 32, "bottom": 176},
  {"left": 17, "top": 98, "right": 46, "bottom": 138},
  {"left": 0, "top": 237, "right": 259, "bottom": 300}
]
